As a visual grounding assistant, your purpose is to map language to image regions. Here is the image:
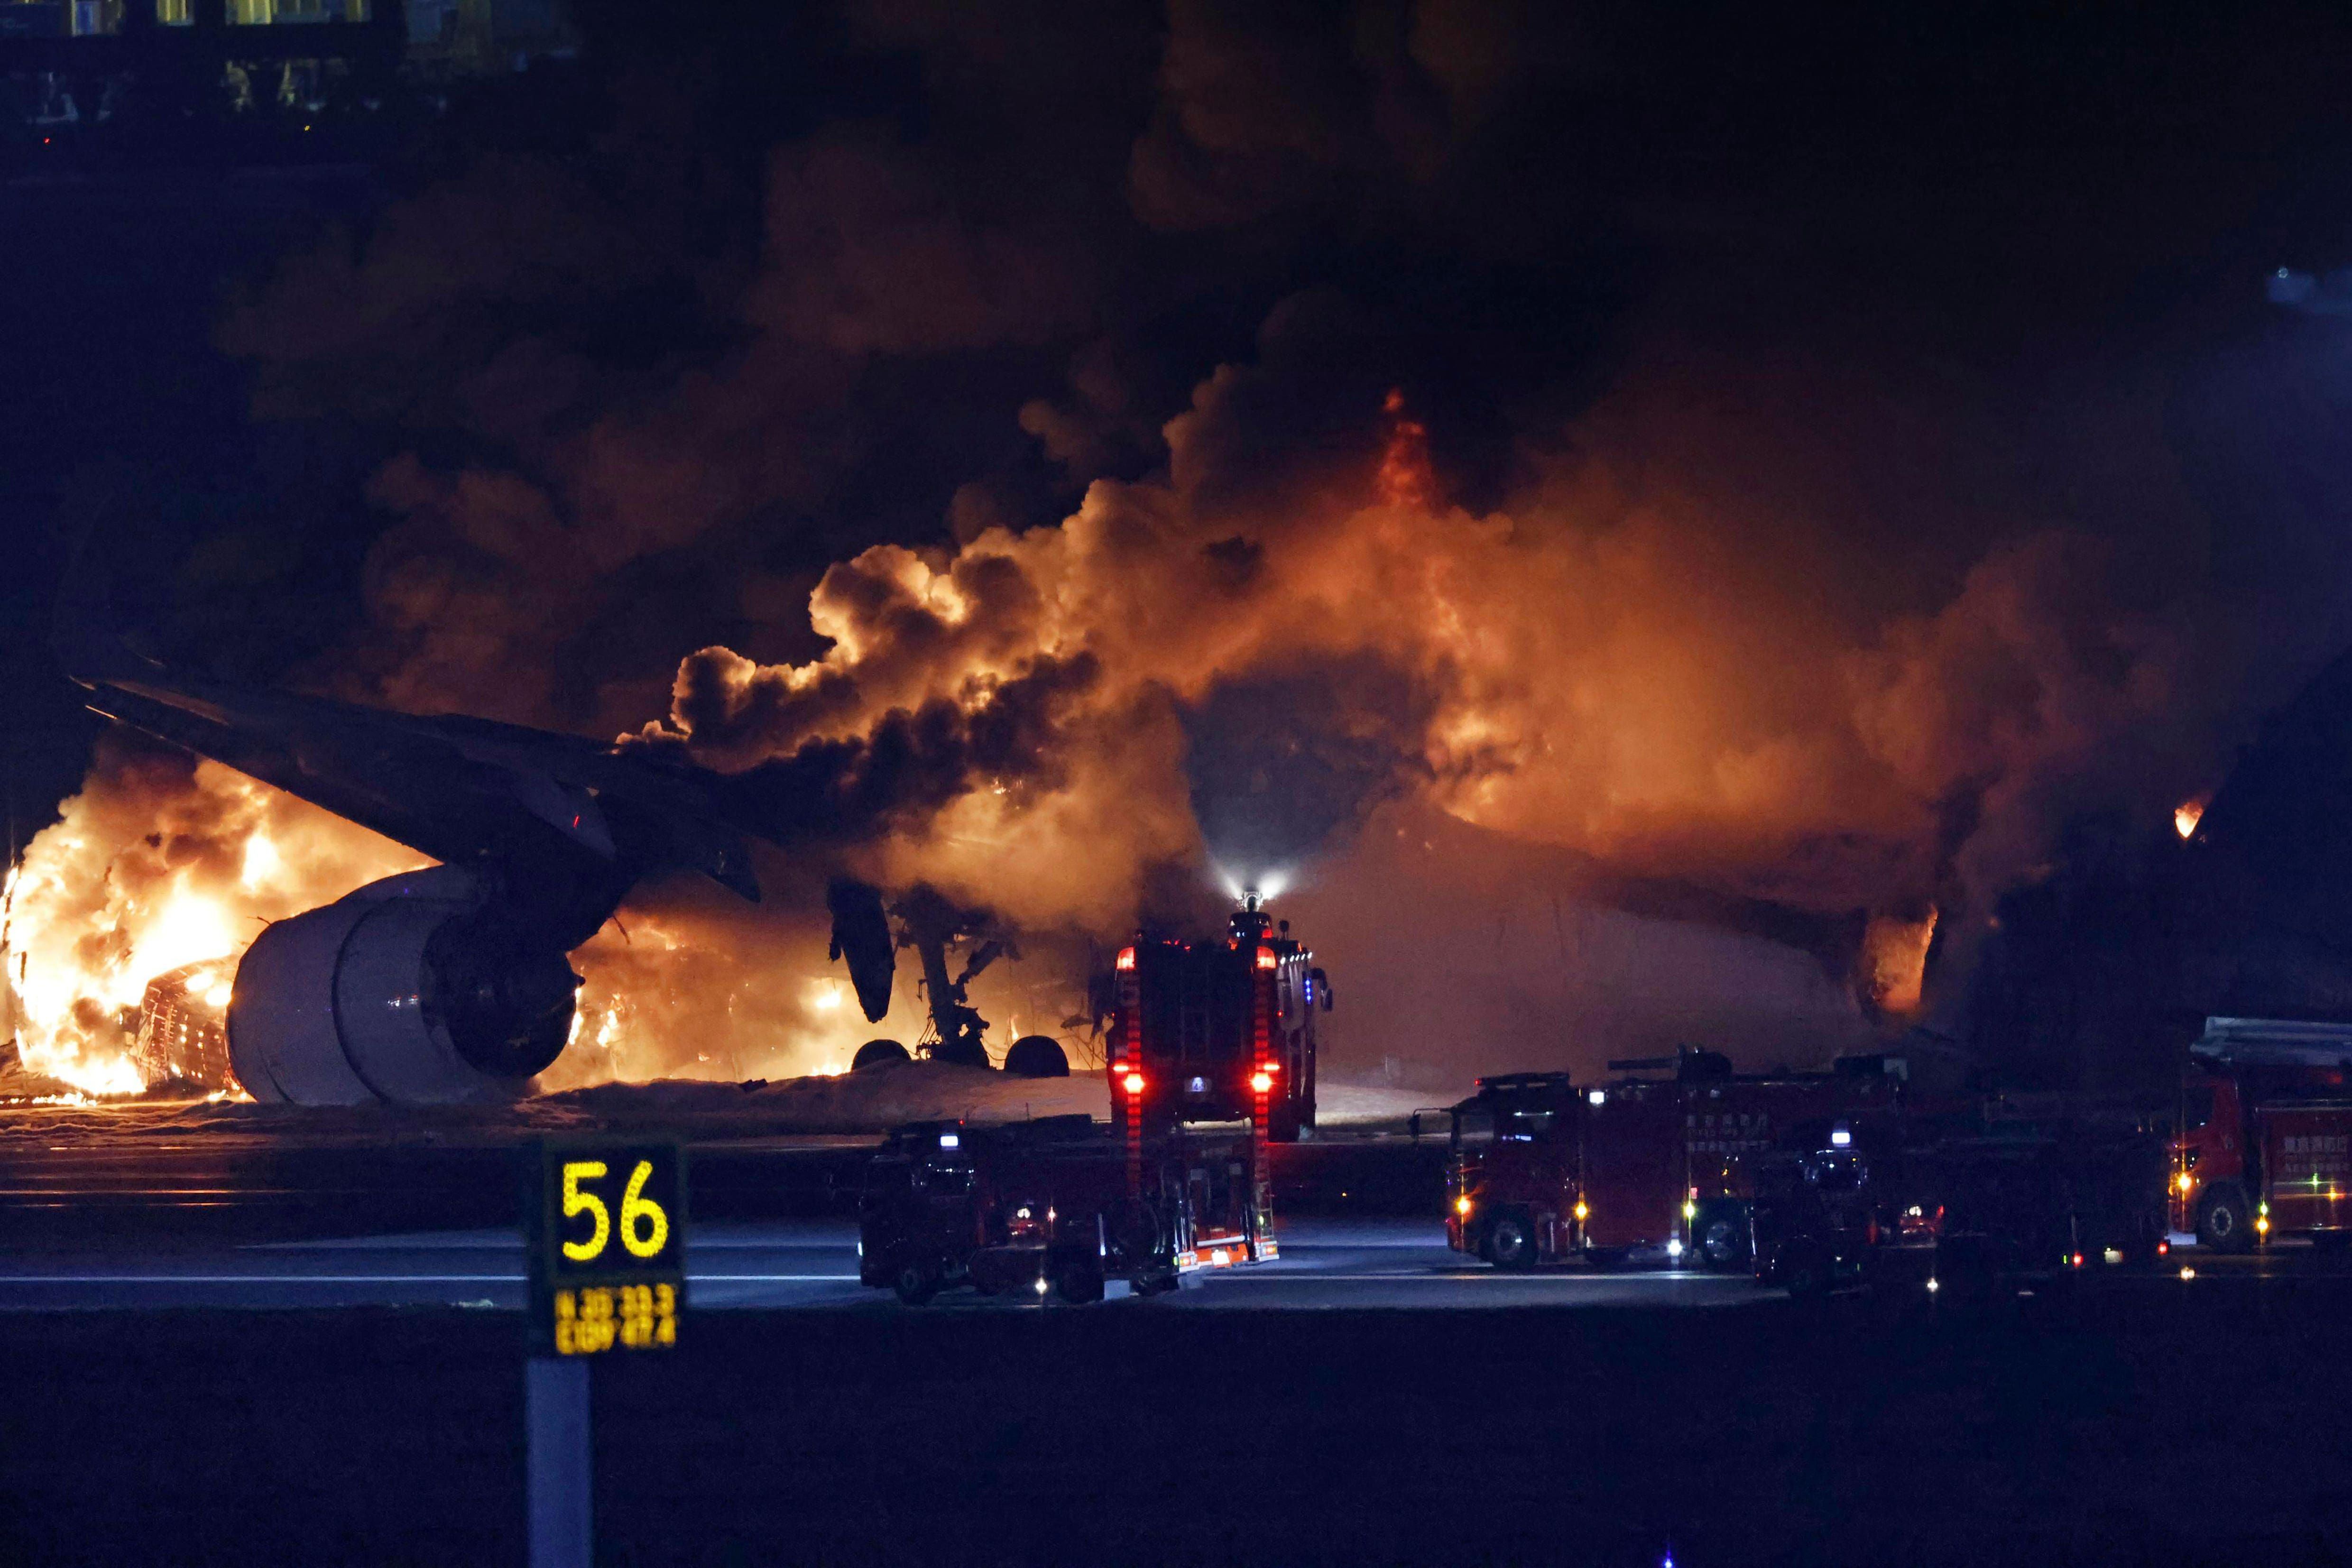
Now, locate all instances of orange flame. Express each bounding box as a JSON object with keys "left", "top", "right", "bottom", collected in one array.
[
  {"left": 1376, "top": 387, "right": 1435, "bottom": 510},
  {"left": 2174, "top": 798, "right": 2205, "bottom": 840}
]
